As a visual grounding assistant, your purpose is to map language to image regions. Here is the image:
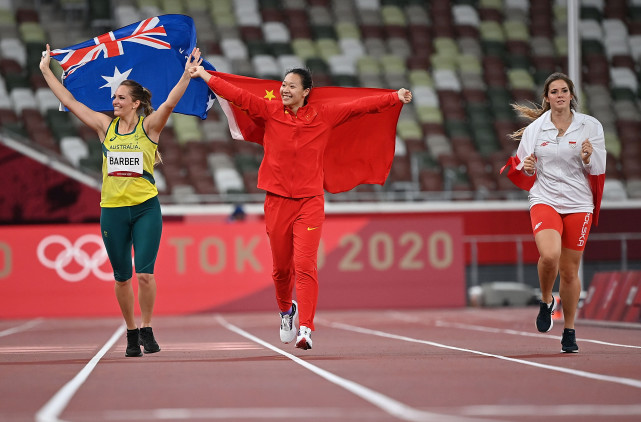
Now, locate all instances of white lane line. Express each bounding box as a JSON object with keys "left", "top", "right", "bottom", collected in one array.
[
  {"left": 0, "top": 318, "right": 43, "bottom": 338},
  {"left": 455, "top": 404, "right": 641, "bottom": 417},
  {"left": 102, "top": 407, "right": 387, "bottom": 420},
  {"left": 216, "top": 315, "right": 496, "bottom": 422},
  {"left": 389, "top": 312, "right": 641, "bottom": 349},
  {"left": 35, "top": 325, "right": 125, "bottom": 422},
  {"left": 325, "top": 321, "right": 641, "bottom": 389},
  {"left": 0, "top": 346, "right": 98, "bottom": 354},
  {"left": 433, "top": 320, "right": 641, "bottom": 349},
  {"left": 62, "top": 404, "right": 641, "bottom": 420},
  {"left": 158, "top": 342, "right": 262, "bottom": 351}
]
